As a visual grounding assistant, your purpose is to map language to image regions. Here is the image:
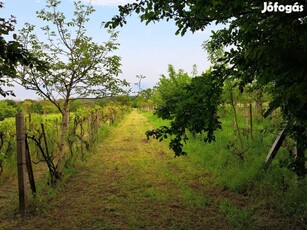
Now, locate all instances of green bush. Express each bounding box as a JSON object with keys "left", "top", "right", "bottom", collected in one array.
[{"left": 0, "top": 101, "right": 18, "bottom": 121}]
